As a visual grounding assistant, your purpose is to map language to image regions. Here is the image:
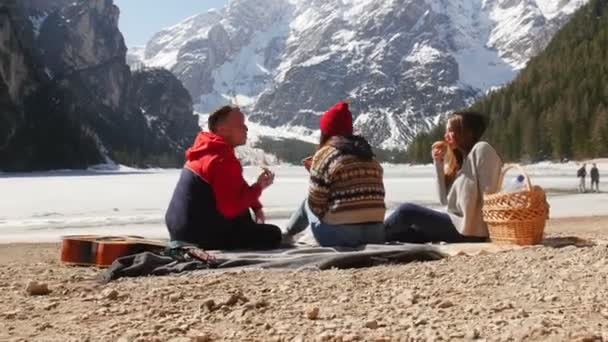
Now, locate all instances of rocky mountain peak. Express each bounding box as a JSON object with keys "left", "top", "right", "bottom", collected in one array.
[
  {"left": 0, "top": 0, "right": 199, "bottom": 171},
  {"left": 132, "top": 0, "right": 587, "bottom": 150}
]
